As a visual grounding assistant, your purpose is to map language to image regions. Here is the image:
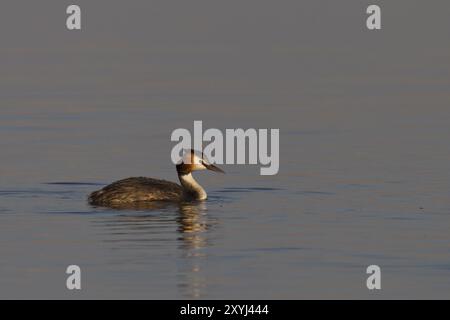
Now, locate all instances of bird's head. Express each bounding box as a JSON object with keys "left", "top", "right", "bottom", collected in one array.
[{"left": 176, "top": 149, "right": 225, "bottom": 175}]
